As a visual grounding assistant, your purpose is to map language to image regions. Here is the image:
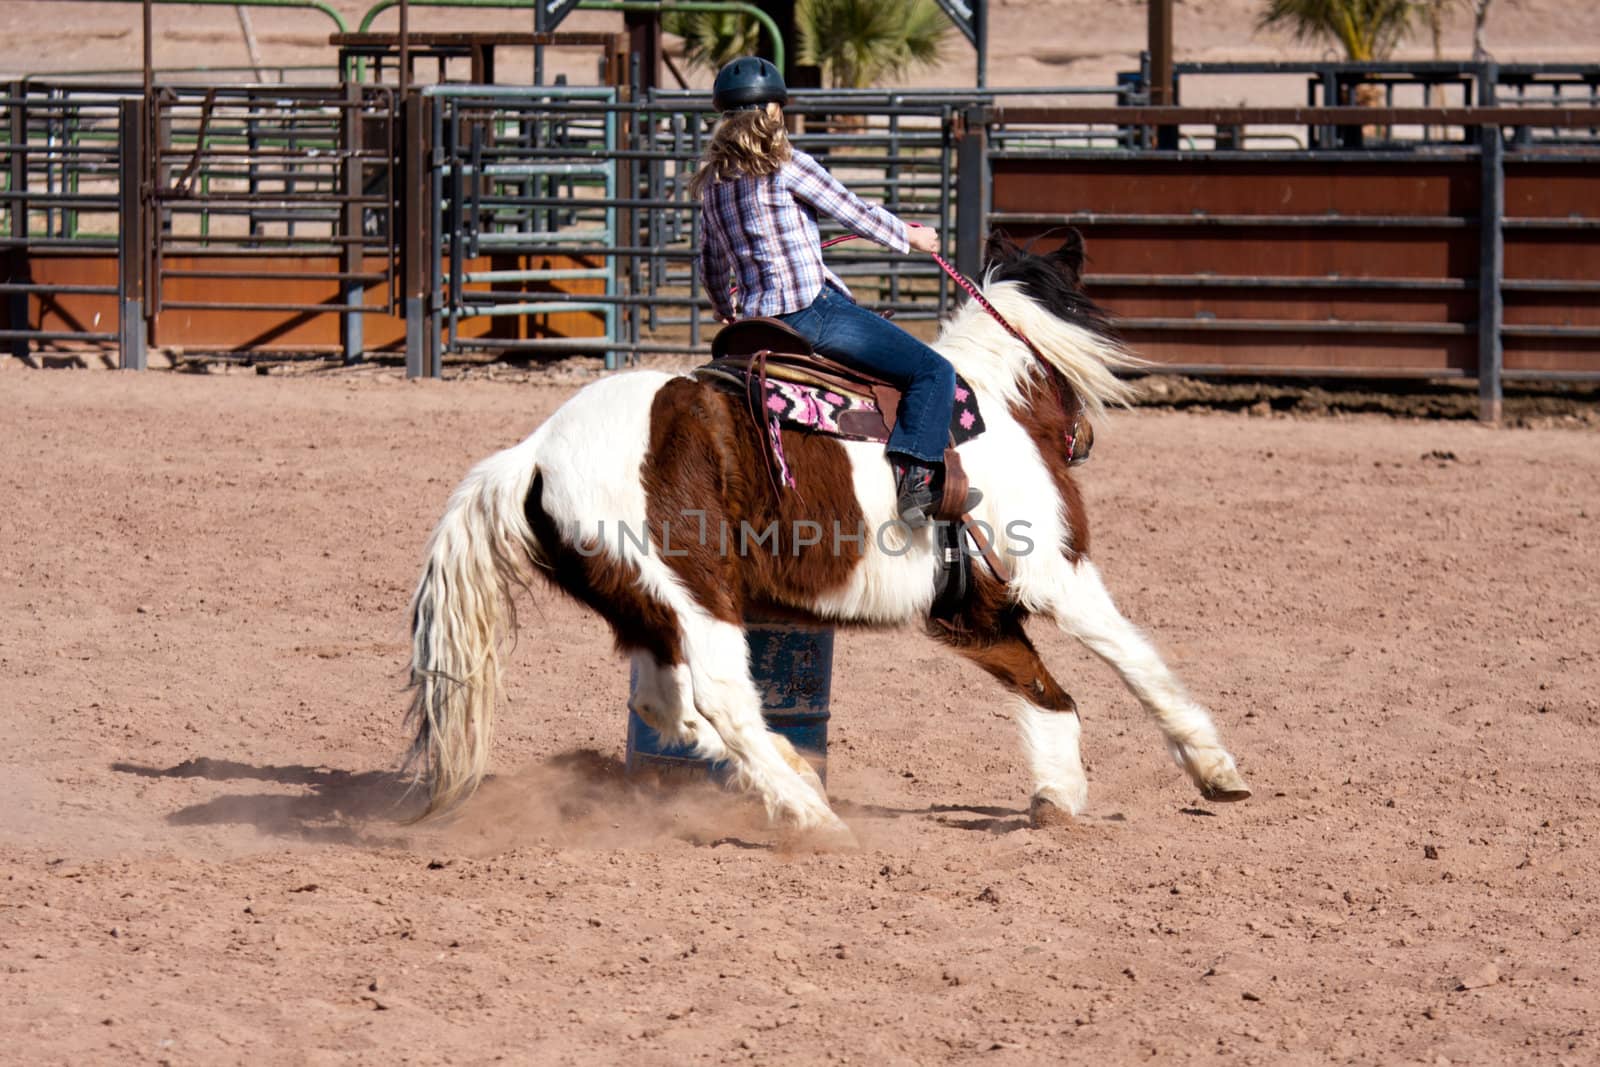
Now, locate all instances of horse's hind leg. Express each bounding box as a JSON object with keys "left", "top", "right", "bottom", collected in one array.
[
  {"left": 1039, "top": 558, "right": 1250, "bottom": 803},
  {"left": 630, "top": 652, "right": 727, "bottom": 762},
  {"left": 767, "top": 735, "right": 827, "bottom": 799},
  {"left": 632, "top": 650, "right": 825, "bottom": 798},
  {"left": 677, "top": 612, "right": 842, "bottom": 832},
  {"left": 932, "top": 609, "right": 1088, "bottom": 822}
]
